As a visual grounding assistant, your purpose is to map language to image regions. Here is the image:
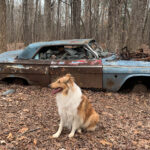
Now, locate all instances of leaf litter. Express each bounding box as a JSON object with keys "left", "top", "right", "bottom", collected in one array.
[{"left": 0, "top": 84, "right": 150, "bottom": 149}]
